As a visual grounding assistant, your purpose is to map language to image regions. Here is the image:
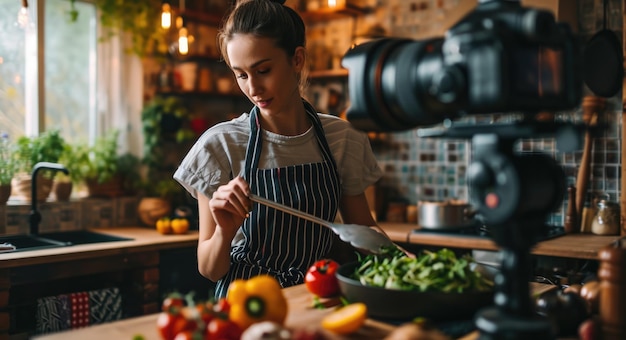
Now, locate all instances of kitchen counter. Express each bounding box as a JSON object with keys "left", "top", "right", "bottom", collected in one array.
[
  {"left": 380, "top": 222, "right": 621, "bottom": 260},
  {"left": 0, "top": 227, "right": 201, "bottom": 340},
  {"left": 0, "top": 225, "right": 592, "bottom": 339},
  {"left": 0, "top": 227, "right": 199, "bottom": 268},
  {"left": 30, "top": 283, "right": 453, "bottom": 340},
  {"left": 32, "top": 283, "right": 571, "bottom": 340}
]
